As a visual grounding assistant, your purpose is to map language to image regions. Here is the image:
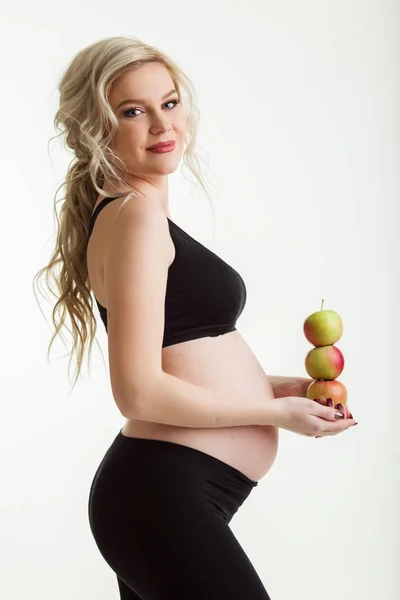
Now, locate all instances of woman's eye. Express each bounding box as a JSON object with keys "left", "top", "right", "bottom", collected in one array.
[
  {"left": 124, "top": 99, "right": 180, "bottom": 119},
  {"left": 125, "top": 108, "right": 142, "bottom": 118}
]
